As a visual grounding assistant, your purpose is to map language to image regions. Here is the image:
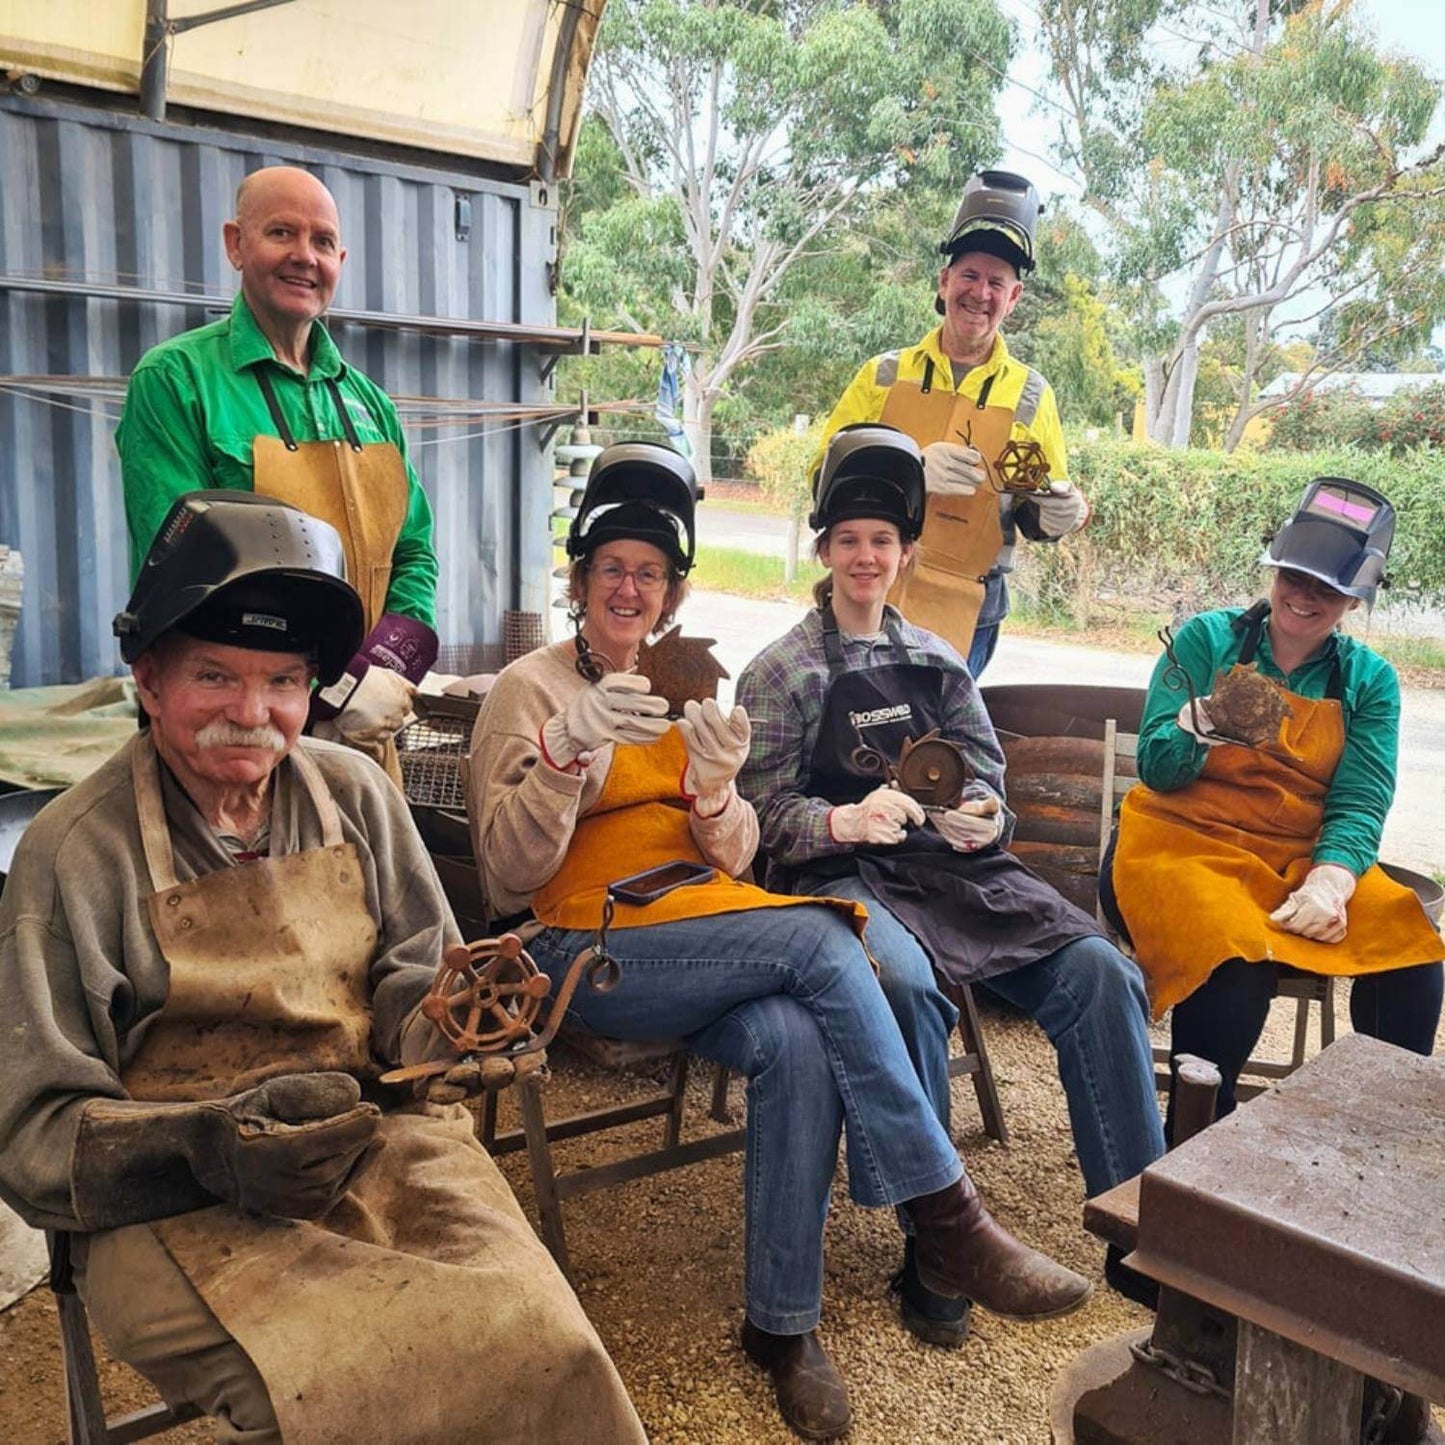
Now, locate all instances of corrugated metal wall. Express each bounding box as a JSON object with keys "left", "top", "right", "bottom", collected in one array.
[{"left": 0, "top": 91, "right": 556, "bottom": 686}]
